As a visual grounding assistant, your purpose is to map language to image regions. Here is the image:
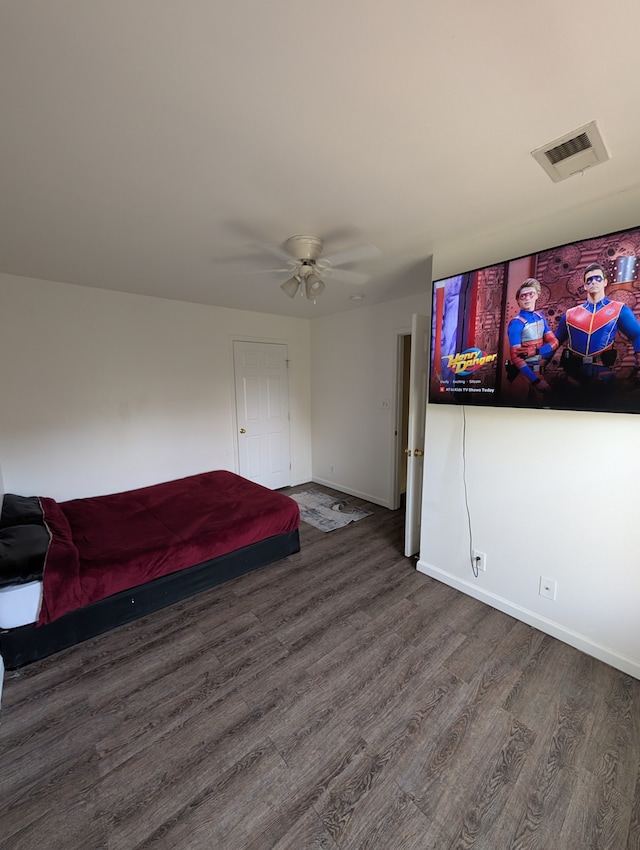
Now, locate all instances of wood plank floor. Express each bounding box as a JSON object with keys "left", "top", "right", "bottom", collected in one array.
[{"left": 2, "top": 484, "right": 640, "bottom": 849}]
